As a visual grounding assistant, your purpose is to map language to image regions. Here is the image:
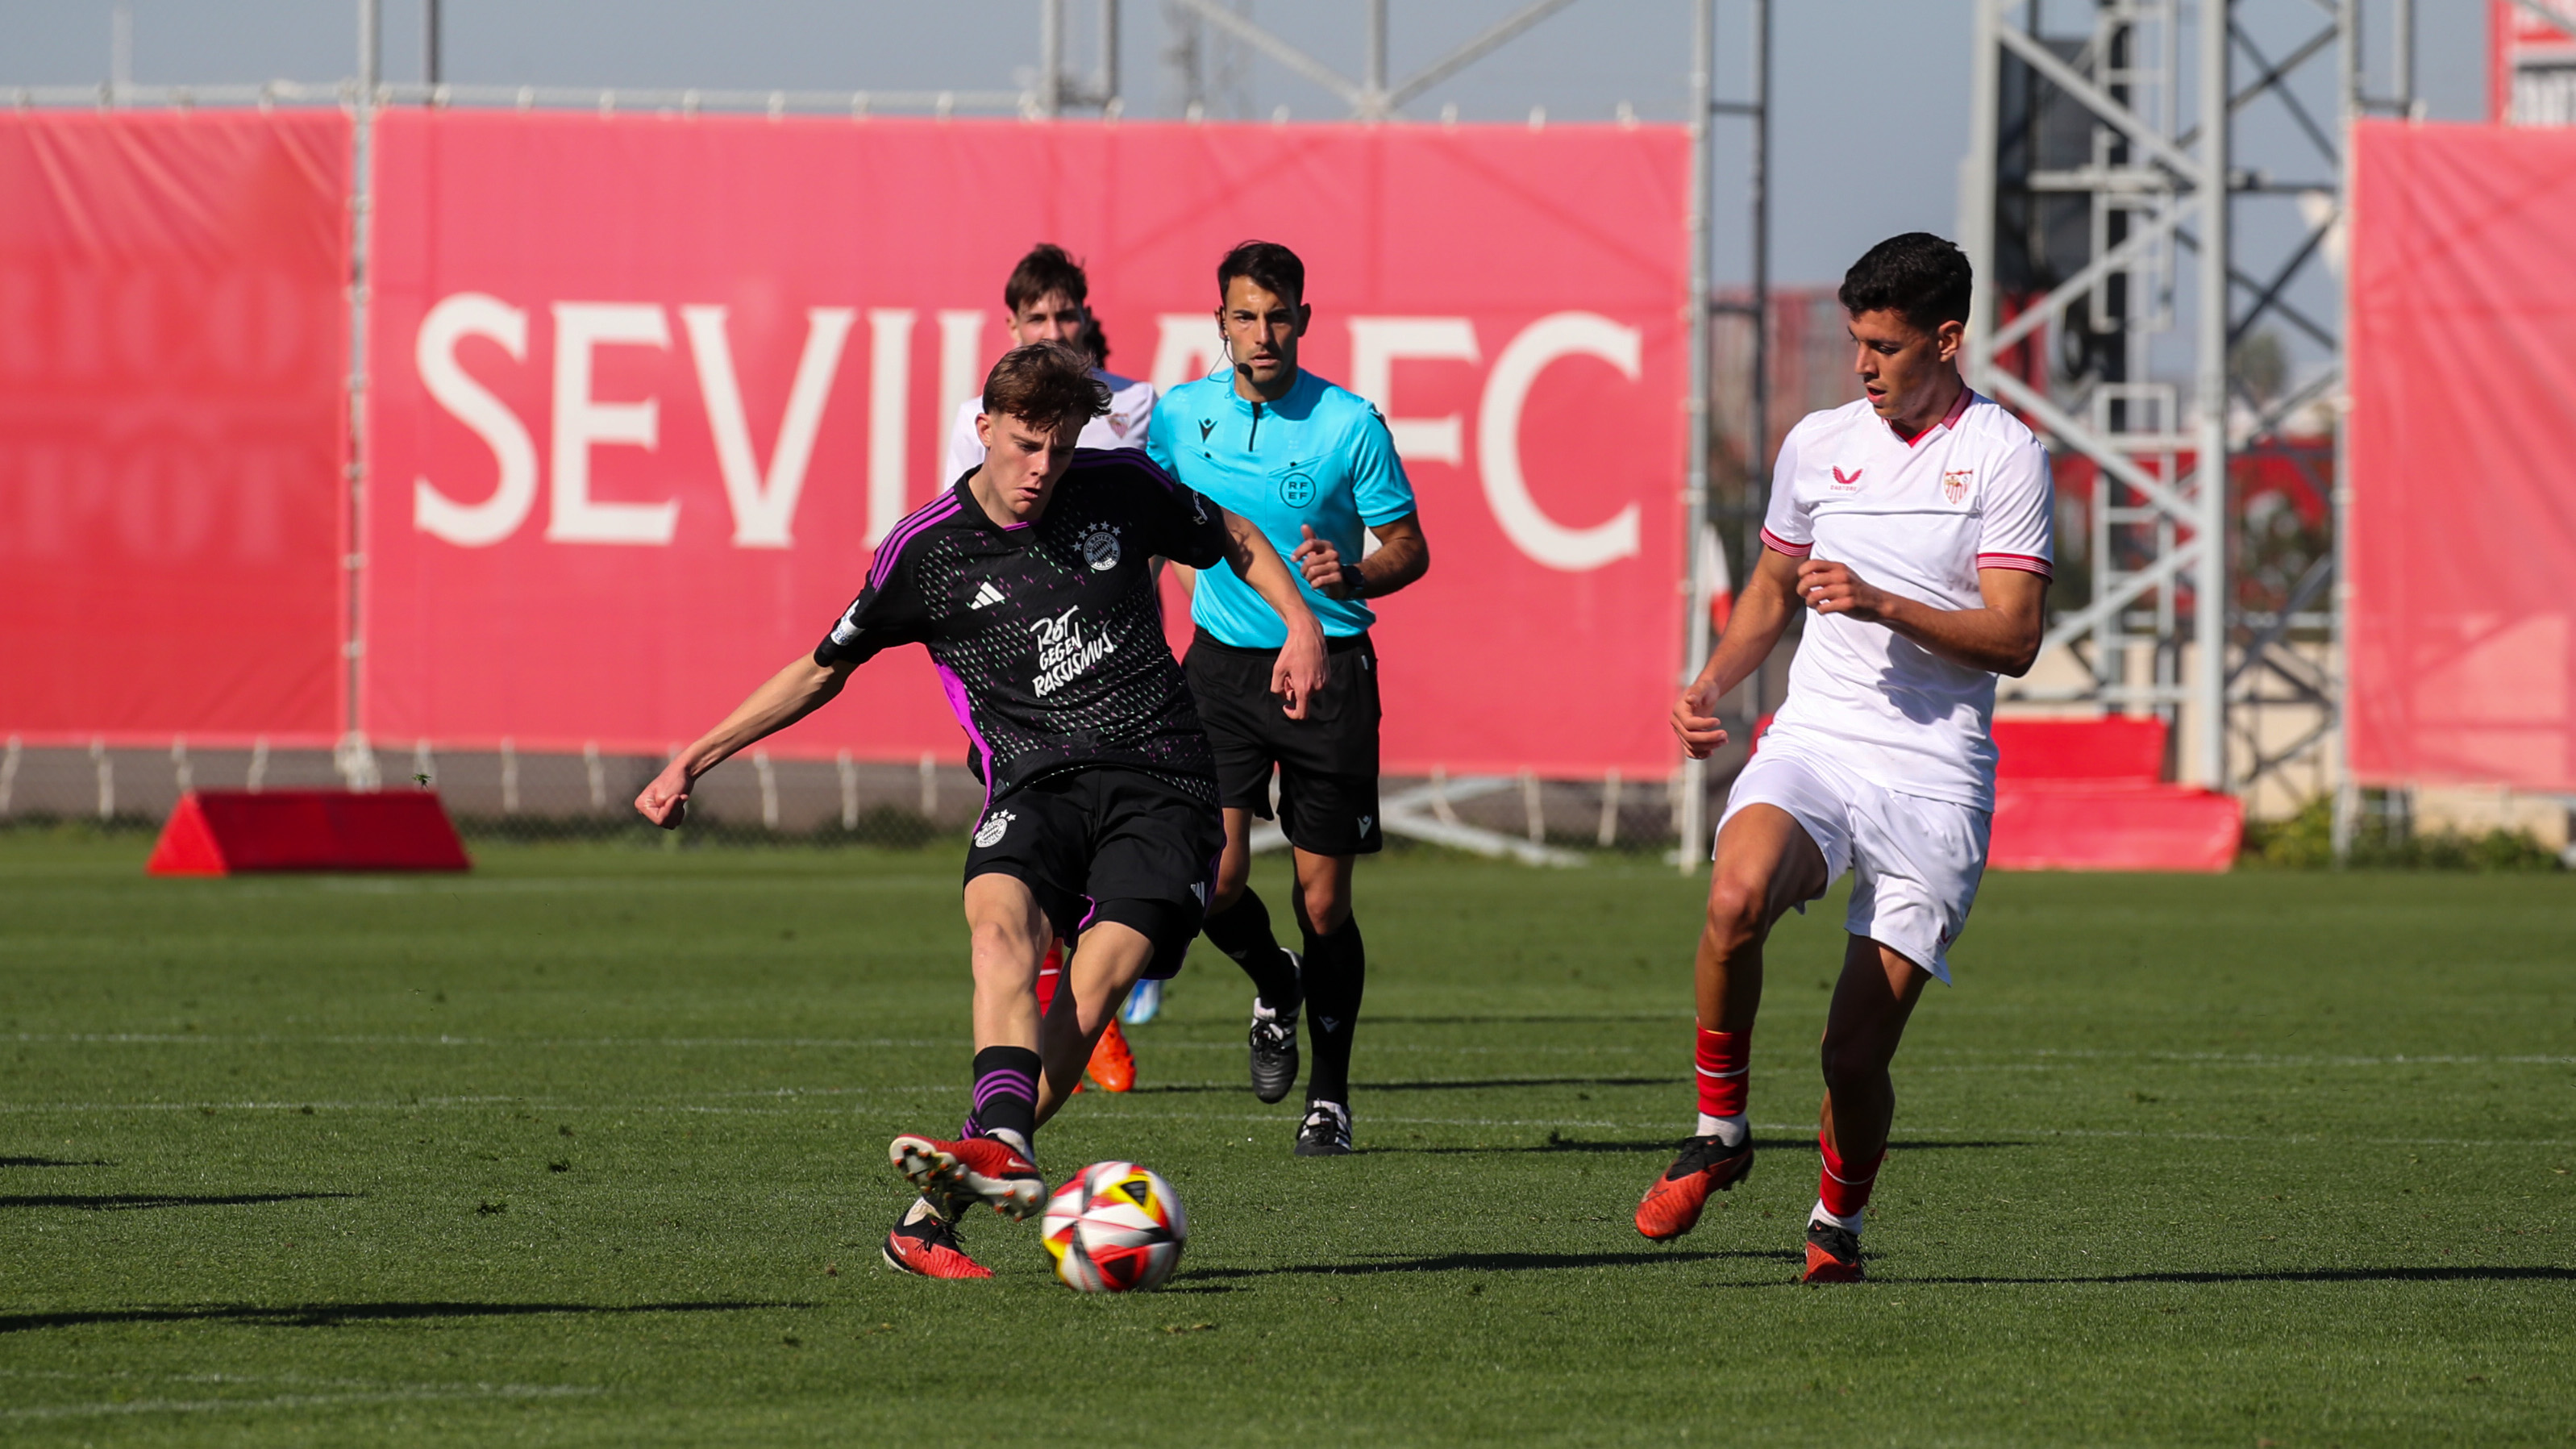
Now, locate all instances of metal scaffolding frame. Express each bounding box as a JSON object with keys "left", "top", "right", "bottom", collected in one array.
[{"left": 1959, "top": 0, "right": 2414, "bottom": 816}]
